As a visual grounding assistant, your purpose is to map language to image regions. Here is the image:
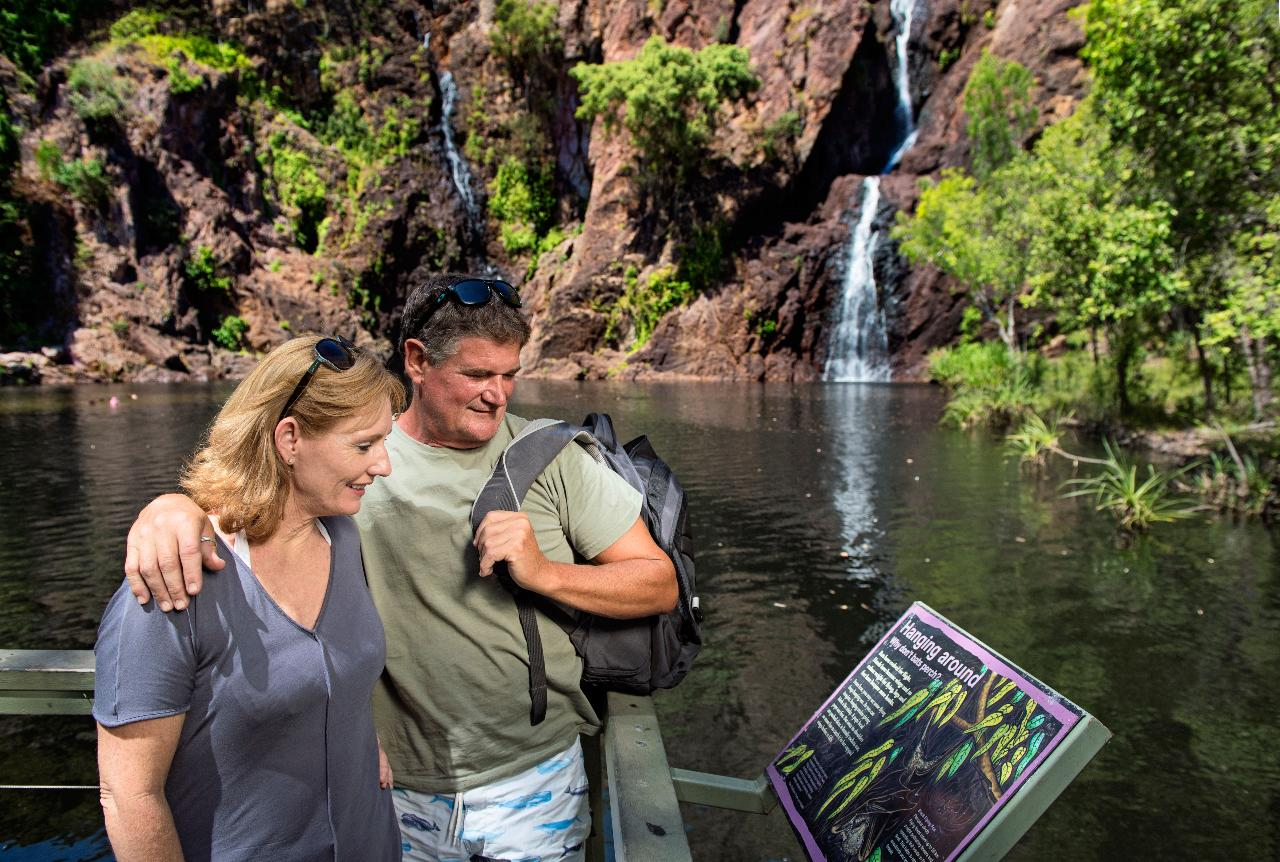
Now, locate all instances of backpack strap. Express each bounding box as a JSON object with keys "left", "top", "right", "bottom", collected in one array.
[{"left": 469, "top": 419, "right": 601, "bottom": 725}]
